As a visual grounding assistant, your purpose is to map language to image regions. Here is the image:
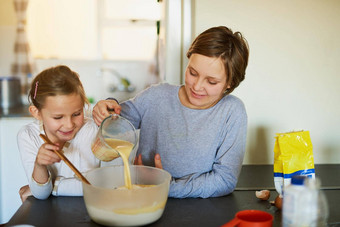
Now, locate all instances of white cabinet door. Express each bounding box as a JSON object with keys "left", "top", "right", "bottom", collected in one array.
[{"left": 0, "top": 117, "right": 33, "bottom": 224}]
